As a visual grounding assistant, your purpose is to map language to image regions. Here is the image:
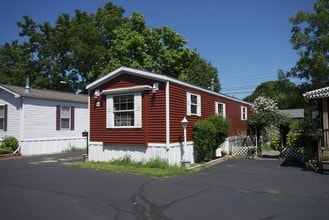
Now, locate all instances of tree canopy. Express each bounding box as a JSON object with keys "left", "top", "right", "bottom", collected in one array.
[
  {"left": 244, "top": 70, "right": 304, "bottom": 109},
  {"left": 0, "top": 2, "right": 220, "bottom": 93},
  {"left": 288, "top": 0, "right": 329, "bottom": 90}
]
